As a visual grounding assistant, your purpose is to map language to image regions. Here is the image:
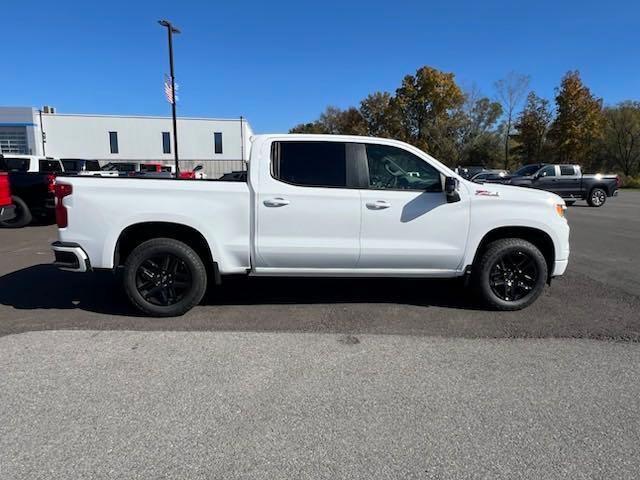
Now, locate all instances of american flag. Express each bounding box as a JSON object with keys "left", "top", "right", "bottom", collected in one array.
[{"left": 164, "top": 75, "right": 179, "bottom": 104}]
